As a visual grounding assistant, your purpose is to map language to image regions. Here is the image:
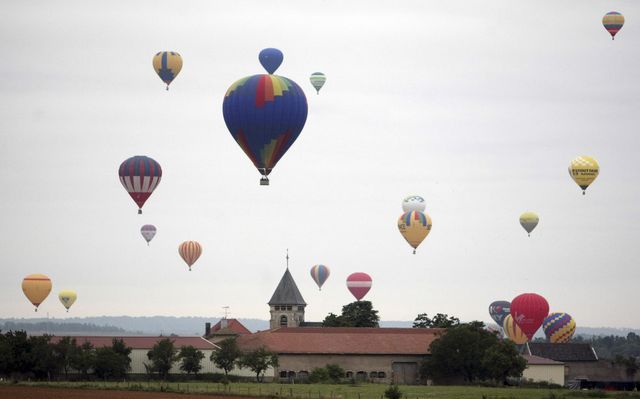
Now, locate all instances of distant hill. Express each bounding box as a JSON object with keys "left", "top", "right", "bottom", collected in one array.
[{"left": 2, "top": 317, "right": 638, "bottom": 337}]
